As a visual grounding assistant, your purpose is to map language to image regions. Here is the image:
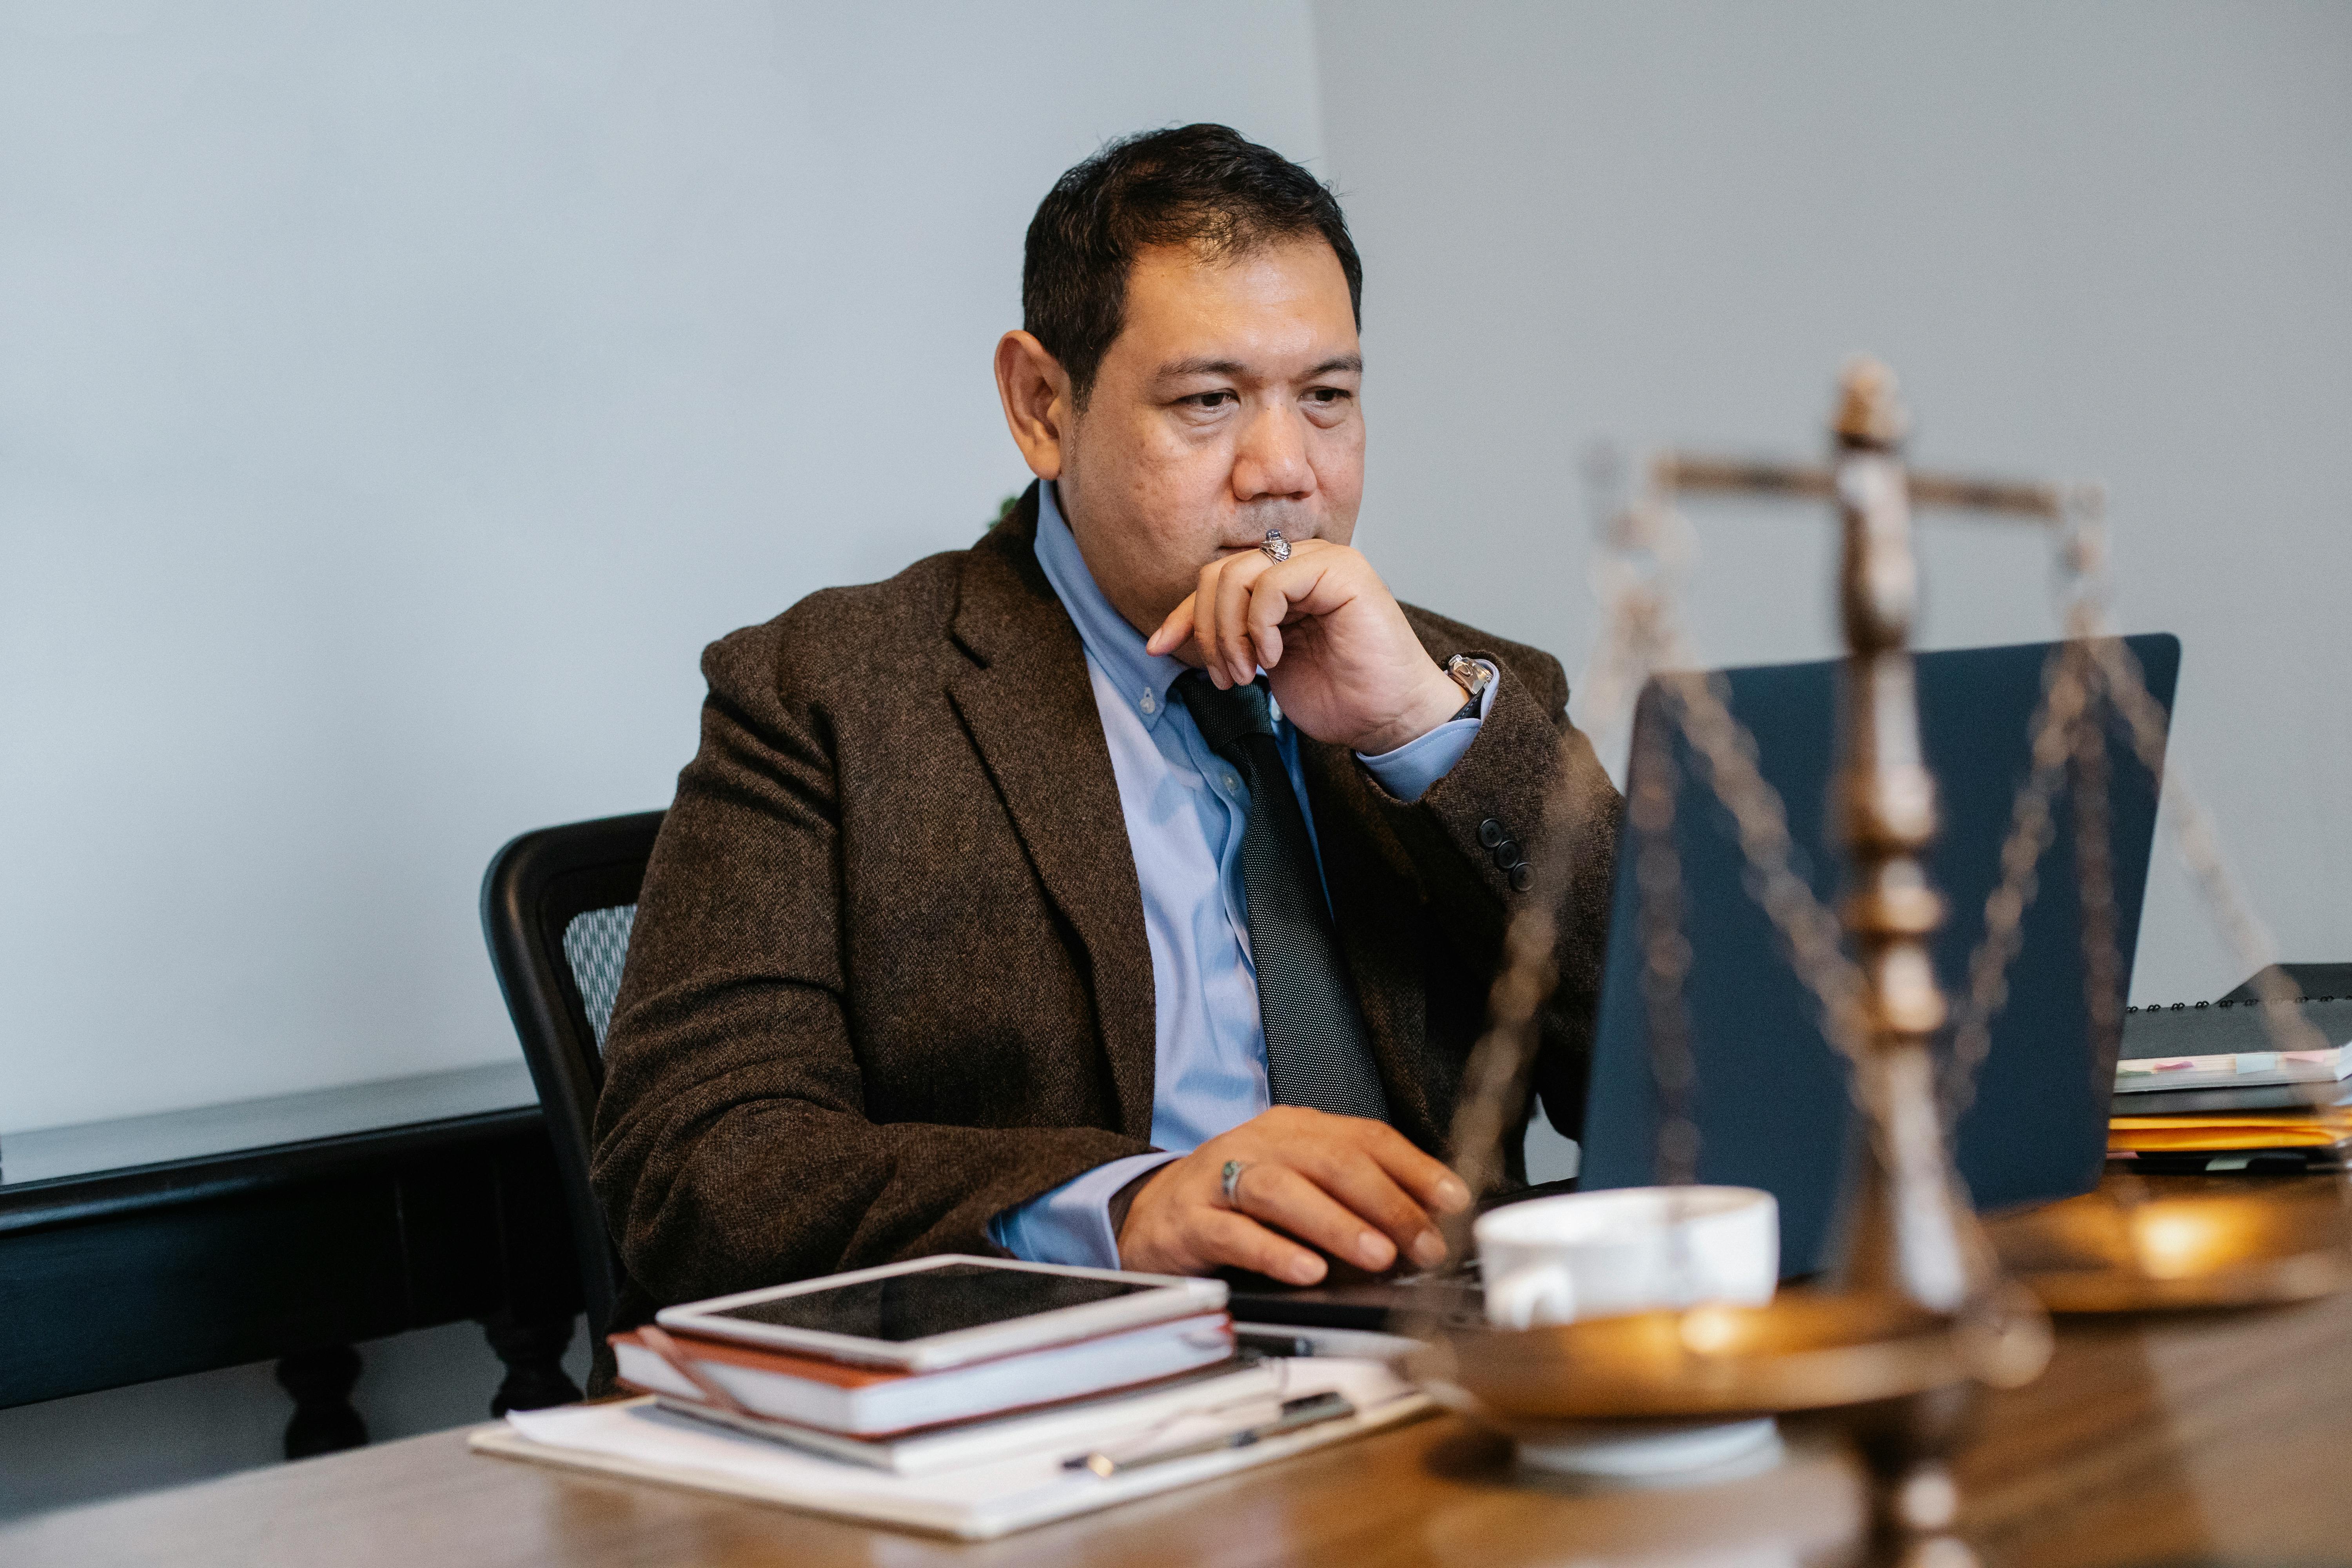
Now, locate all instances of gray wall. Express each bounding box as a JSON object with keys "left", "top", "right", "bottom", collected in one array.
[
  {"left": 0, "top": 0, "right": 1323, "bottom": 1518},
  {"left": 0, "top": 0, "right": 1323, "bottom": 1134},
  {"left": 1313, "top": 0, "right": 2352, "bottom": 1006},
  {"left": 7, "top": 0, "right": 2348, "bottom": 1522}
]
